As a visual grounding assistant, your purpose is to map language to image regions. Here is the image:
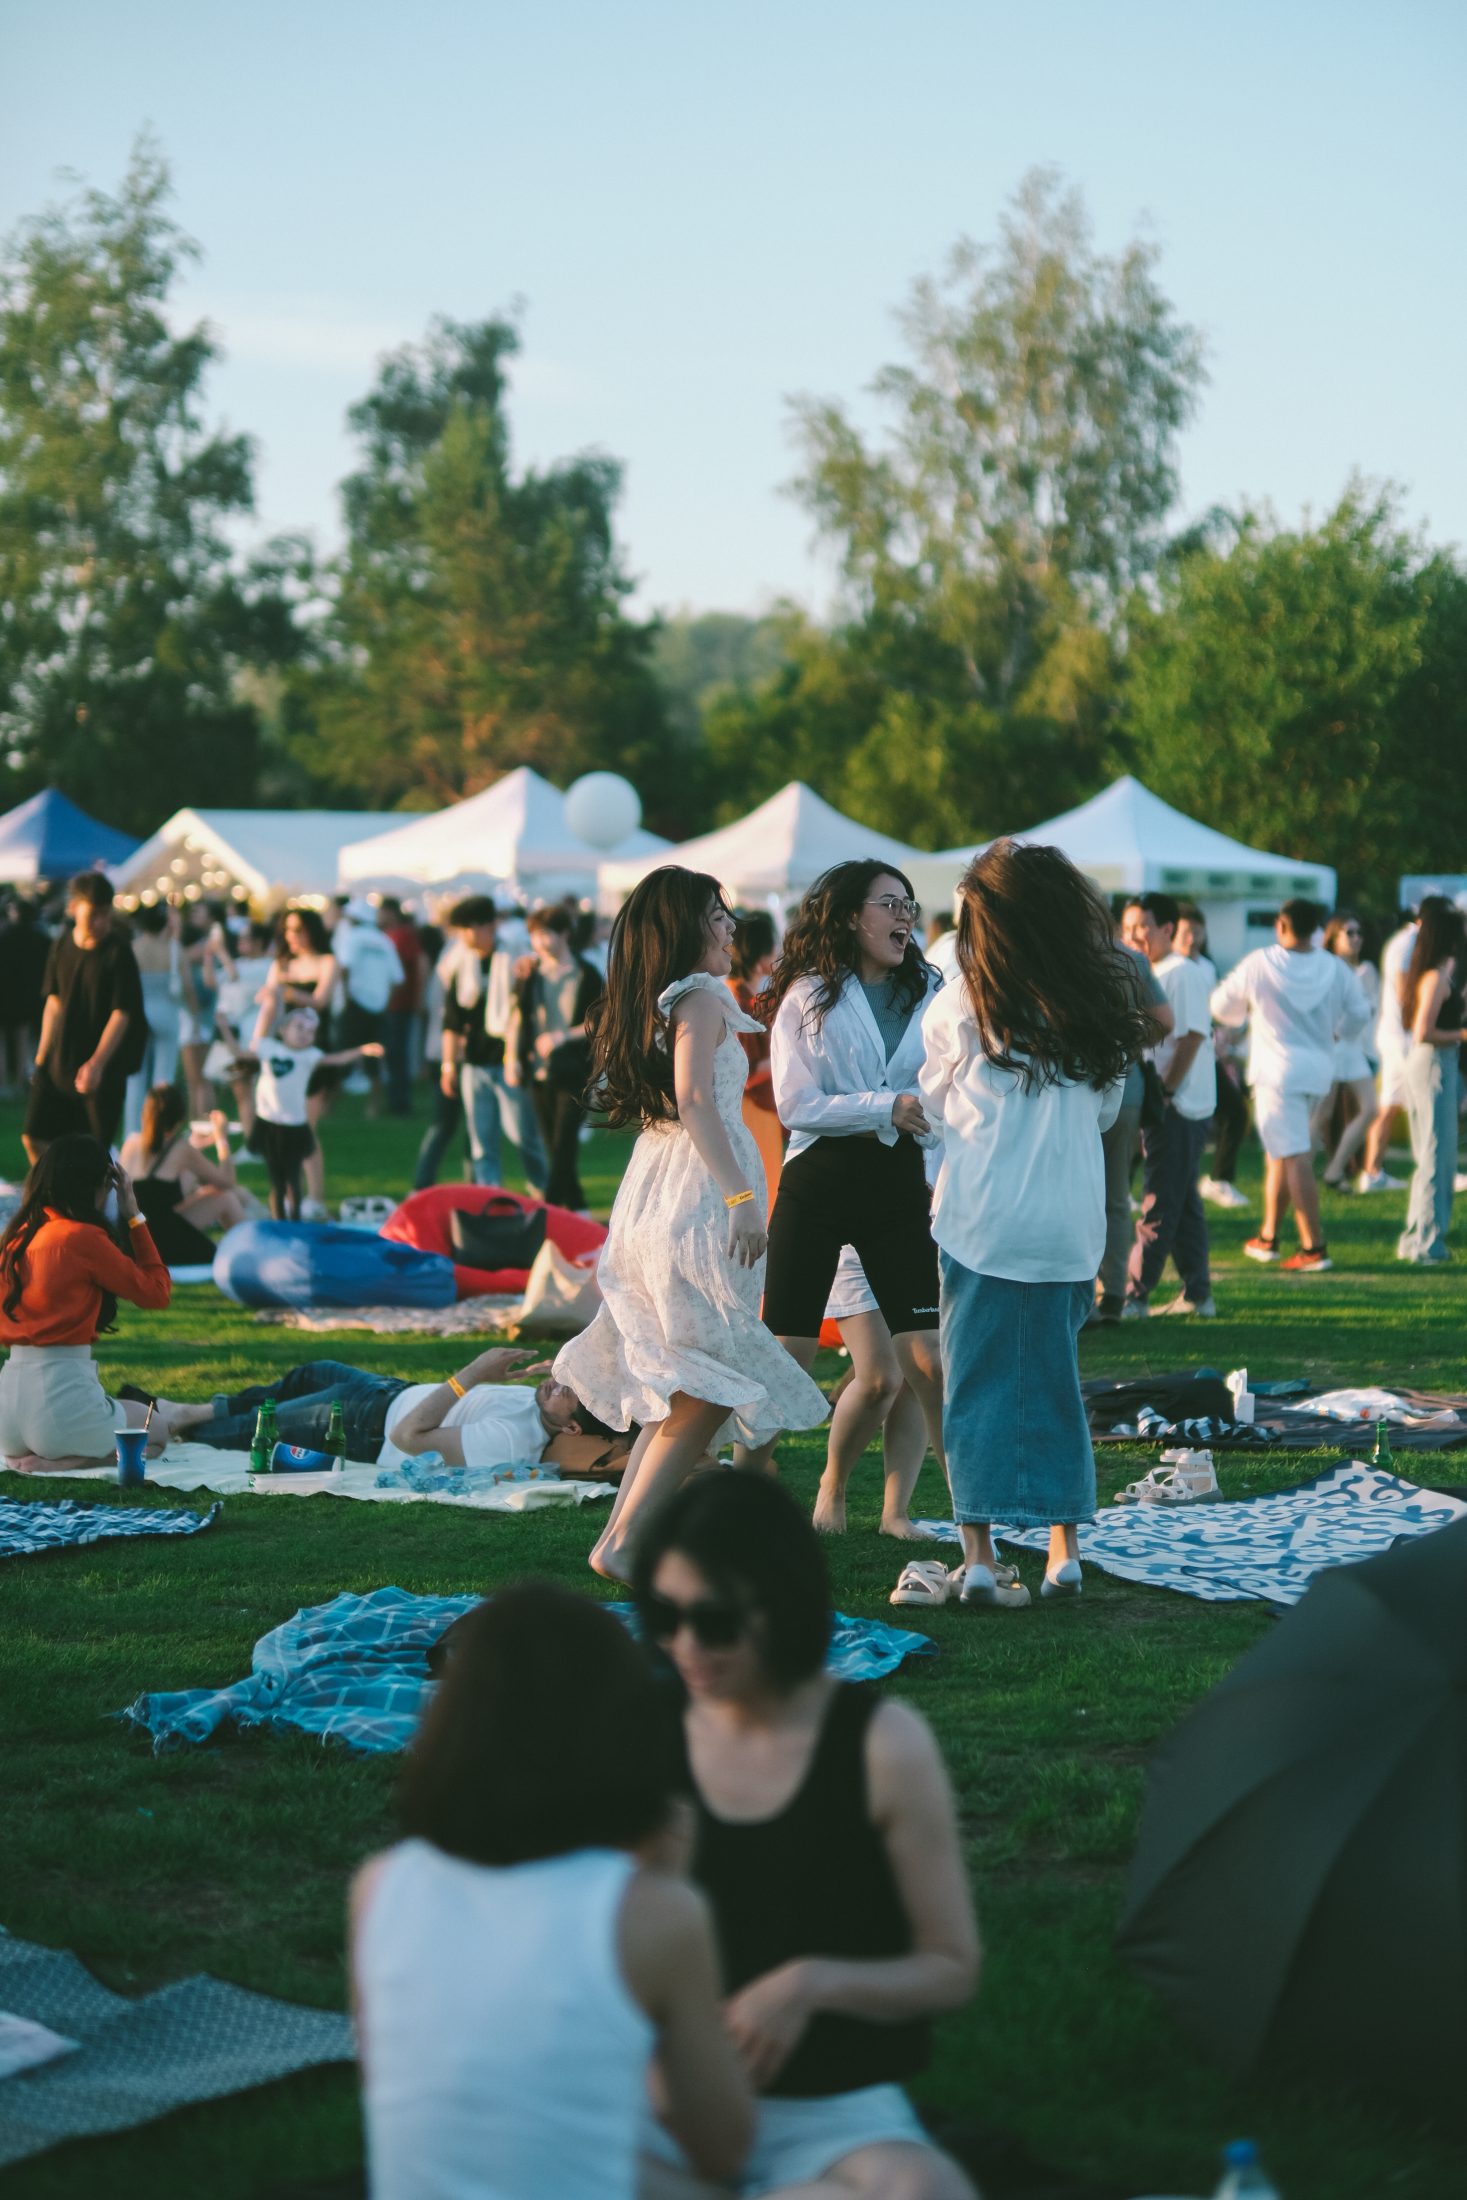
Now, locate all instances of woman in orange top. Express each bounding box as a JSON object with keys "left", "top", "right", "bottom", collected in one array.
[
  {"left": 0, "top": 1136, "right": 171, "bottom": 1471},
  {"left": 727, "top": 910, "right": 784, "bottom": 1207}
]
